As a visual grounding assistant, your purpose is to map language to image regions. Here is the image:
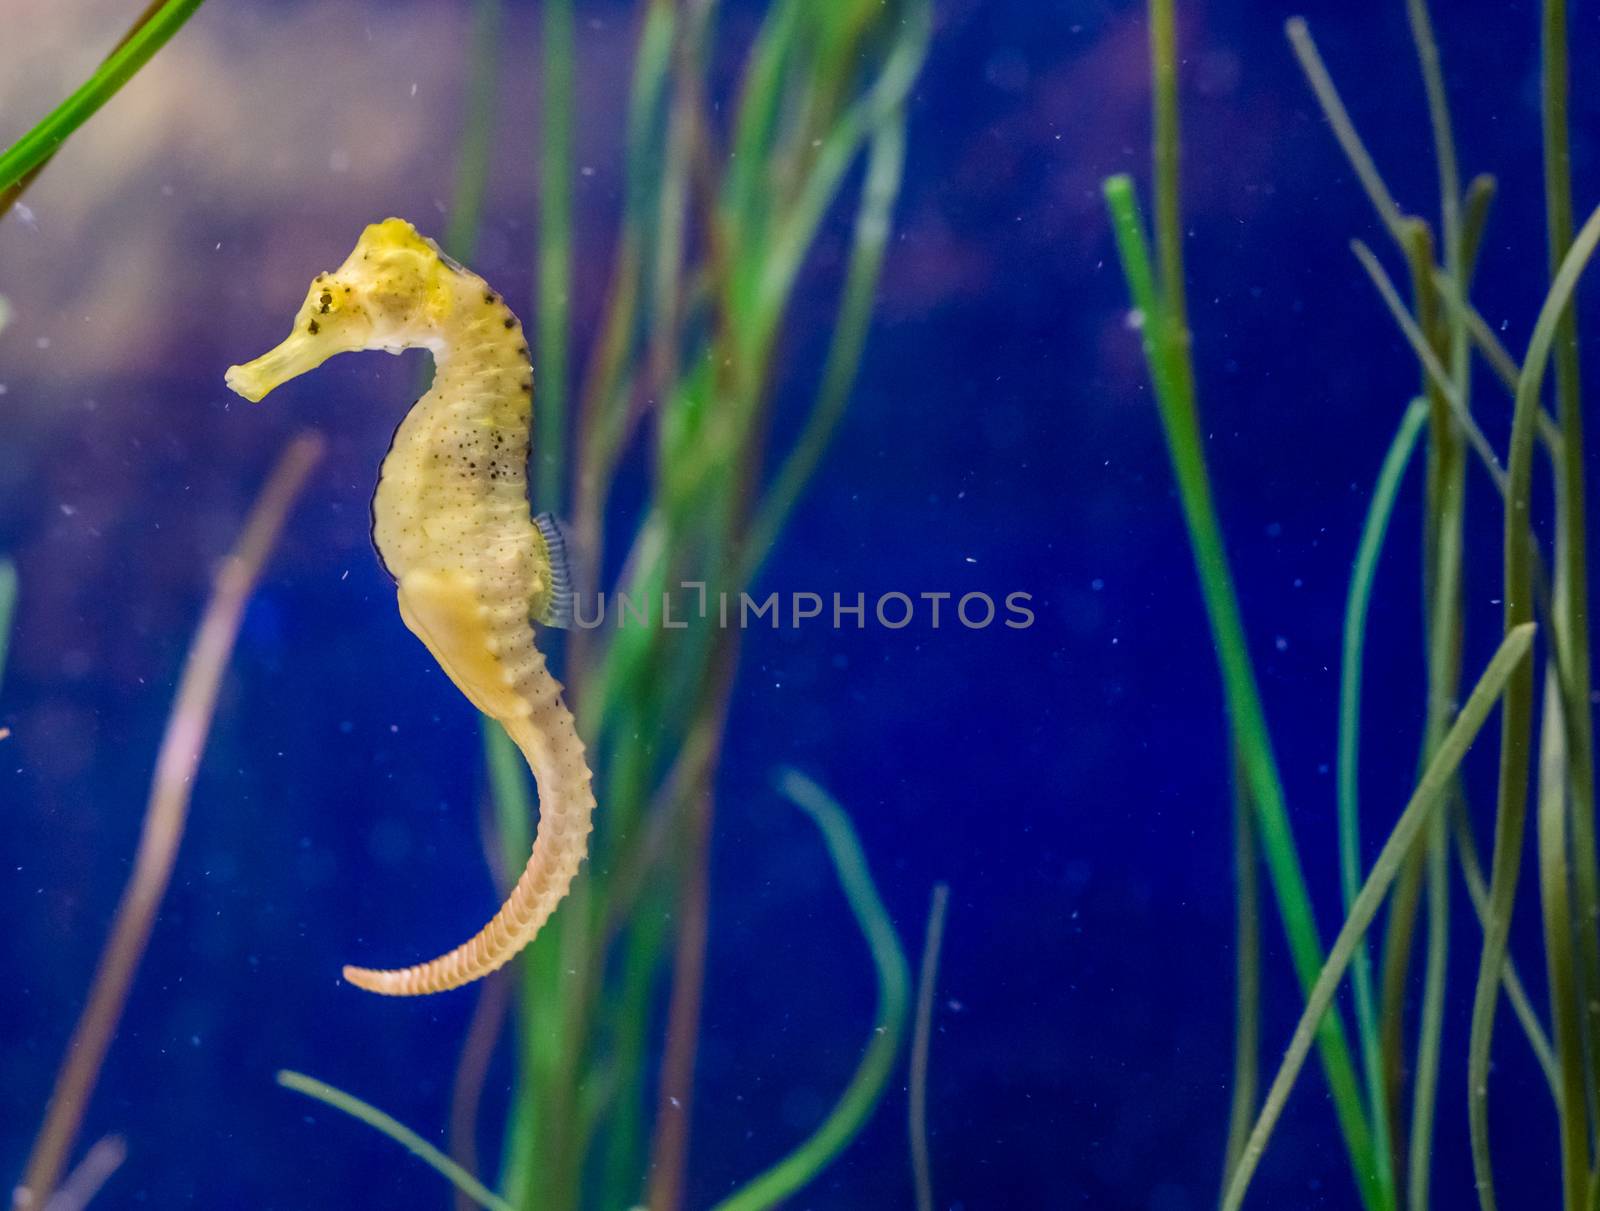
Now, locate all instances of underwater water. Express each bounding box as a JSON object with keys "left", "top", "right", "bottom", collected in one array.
[{"left": 3, "top": 0, "right": 1597, "bottom": 1207}]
